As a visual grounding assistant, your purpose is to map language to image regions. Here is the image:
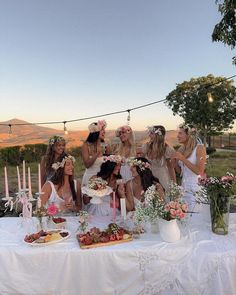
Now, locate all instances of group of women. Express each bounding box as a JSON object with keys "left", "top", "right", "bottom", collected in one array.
[{"left": 39, "top": 120, "right": 206, "bottom": 217}]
